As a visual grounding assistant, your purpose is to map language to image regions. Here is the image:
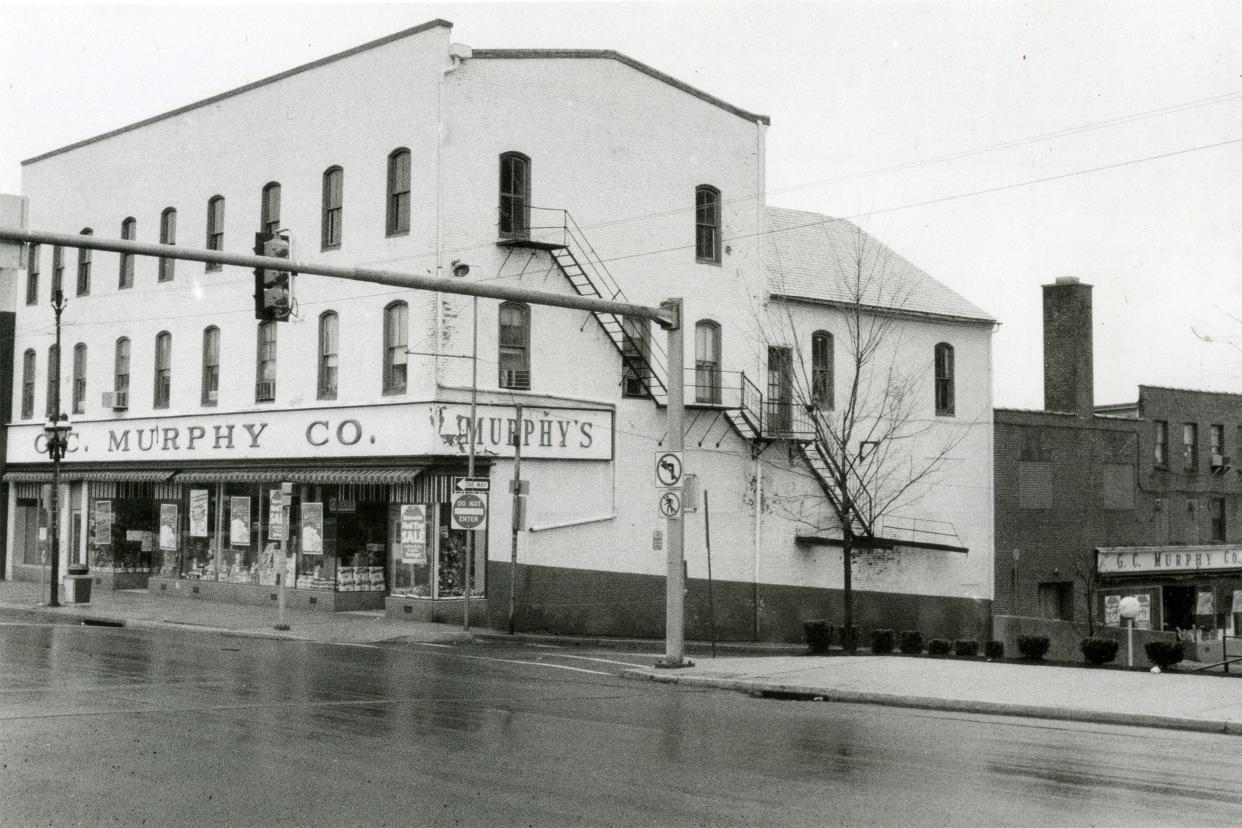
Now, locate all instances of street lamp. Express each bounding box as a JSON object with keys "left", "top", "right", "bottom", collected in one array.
[{"left": 43, "top": 411, "right": 72, "bottom": 607}]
